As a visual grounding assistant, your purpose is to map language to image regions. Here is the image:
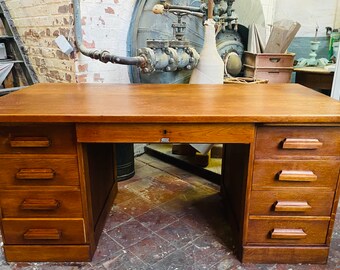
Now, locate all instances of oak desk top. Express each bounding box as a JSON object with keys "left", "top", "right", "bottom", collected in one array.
[{"left": 0, "top": 83, "right": 339, "bottom": 123}]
